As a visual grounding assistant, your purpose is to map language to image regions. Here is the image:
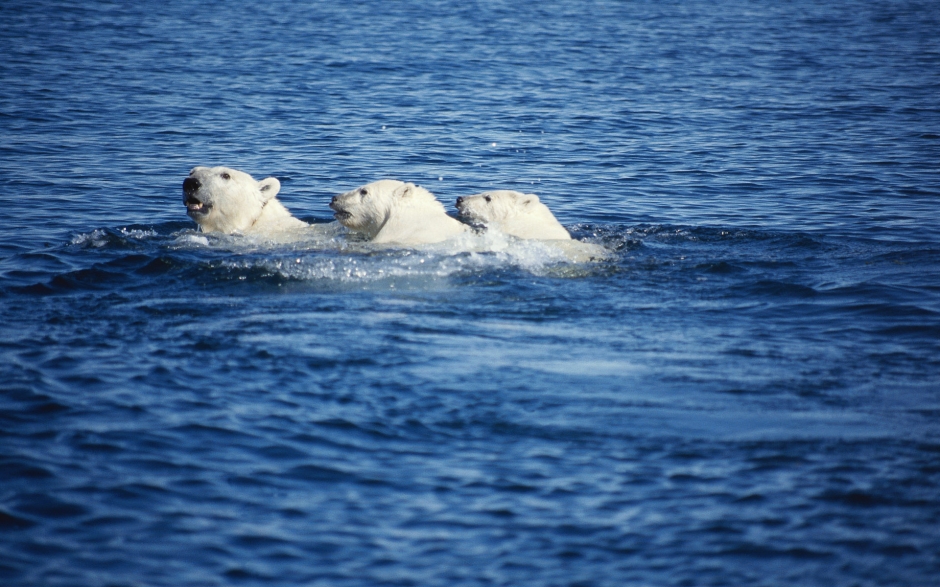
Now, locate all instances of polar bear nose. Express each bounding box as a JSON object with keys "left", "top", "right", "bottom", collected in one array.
[
  {"left": 183, "top": 177, "right": 201, "bottom": 196},
  {"left": 456, "top": 197, "right": 464, "bottom": 206}
]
